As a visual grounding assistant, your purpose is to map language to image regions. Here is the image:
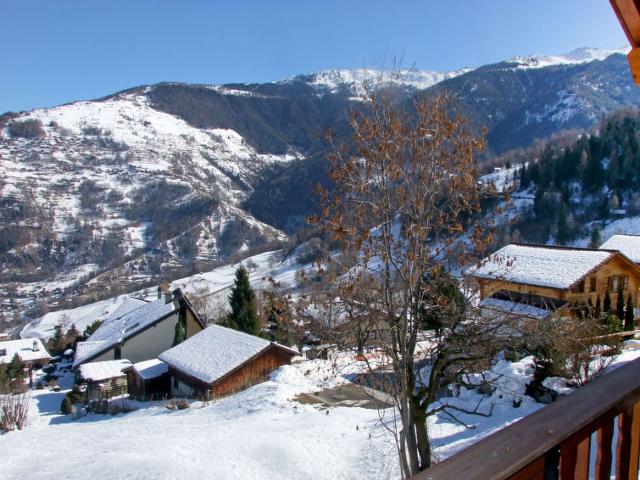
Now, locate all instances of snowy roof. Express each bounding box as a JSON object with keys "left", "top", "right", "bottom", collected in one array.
[
  {"left": 600, "top": 235, "right": 640, "bottom": 264},
  {"left": 0, "top": 338, "right": 51, "bottom": 364},
  {"left": 73, "top": 296, "right": 177, "bottom": 367},
  {"left": 159, "top": 325, "right": 297, "bottom": 385},
  {"left": 130, "top": 358, "right": 168, "bottom": 380},
  {"left": 479, "top": 298, "right": 552, "bottom": 320},
  {"left": 468, "top": 244, "right": 615, "bottom": 289},
  {"left": 78, "top": 359, "right": 132, "bottom": 382}
]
